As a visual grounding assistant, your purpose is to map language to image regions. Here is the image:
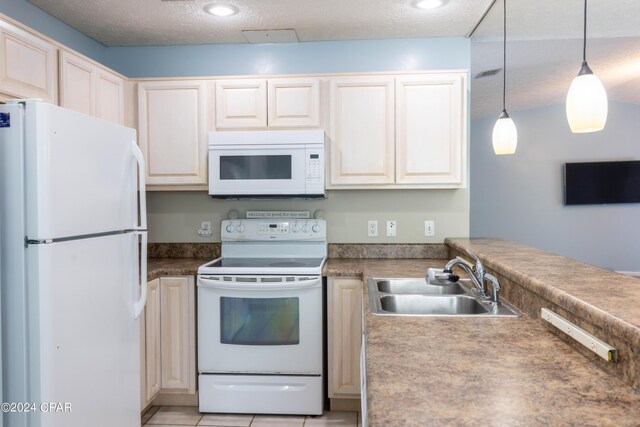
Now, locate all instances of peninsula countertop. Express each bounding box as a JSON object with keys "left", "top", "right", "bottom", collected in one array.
[{"left": 324, "top": 254, "right": 640, "bottom": 426}]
